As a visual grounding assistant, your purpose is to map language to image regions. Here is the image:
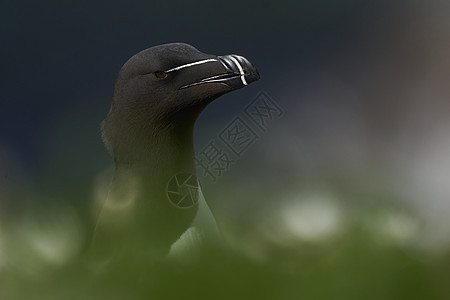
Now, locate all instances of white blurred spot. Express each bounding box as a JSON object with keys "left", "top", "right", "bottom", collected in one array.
[
  {"left": 97, "top": 172, "right": 139, "bottom": 213},
  {"left": 369, "top": 211, "right": 420, "bottom": 246},
  {"left": 281, "top": 192, "right": 342, "bottom": 242},
  {"left": 14, "top": 205, "right": 83, "bottom": 268},
  {"left": 384, "top": 213, "right": 419, "bottom": 243}
]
